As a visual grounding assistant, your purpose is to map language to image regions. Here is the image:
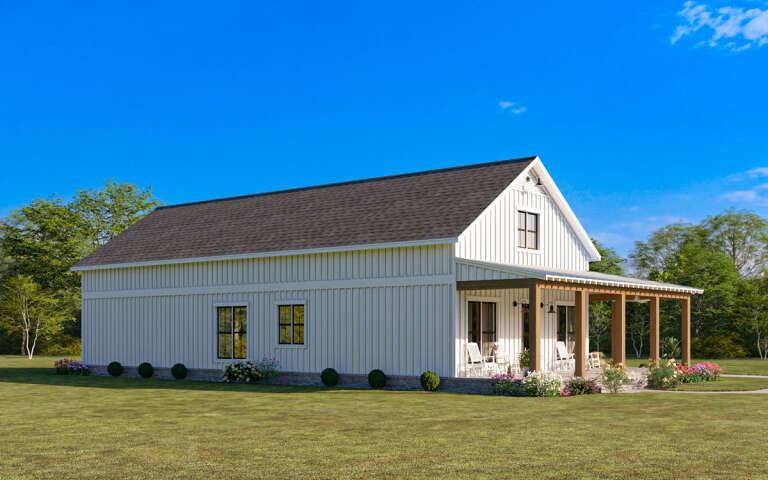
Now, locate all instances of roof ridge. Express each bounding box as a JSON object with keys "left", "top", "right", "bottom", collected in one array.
[{"left": 157, "top": 155, "right": 537, "bottom": 210}]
